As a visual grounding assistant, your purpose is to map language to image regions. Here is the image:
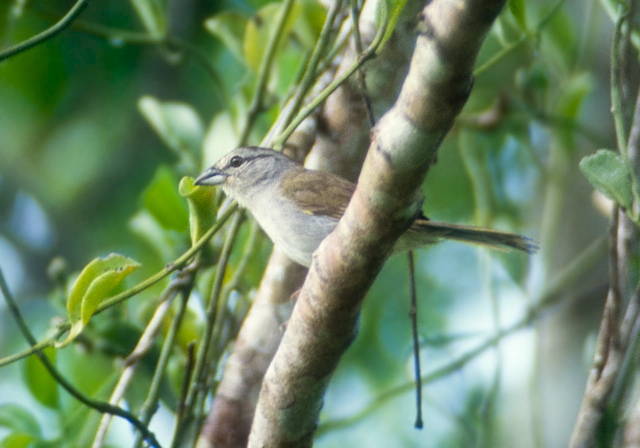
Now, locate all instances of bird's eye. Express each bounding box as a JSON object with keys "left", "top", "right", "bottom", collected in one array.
[{"left": 229, "top": 156, "right": 244, "bottom": 168}]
